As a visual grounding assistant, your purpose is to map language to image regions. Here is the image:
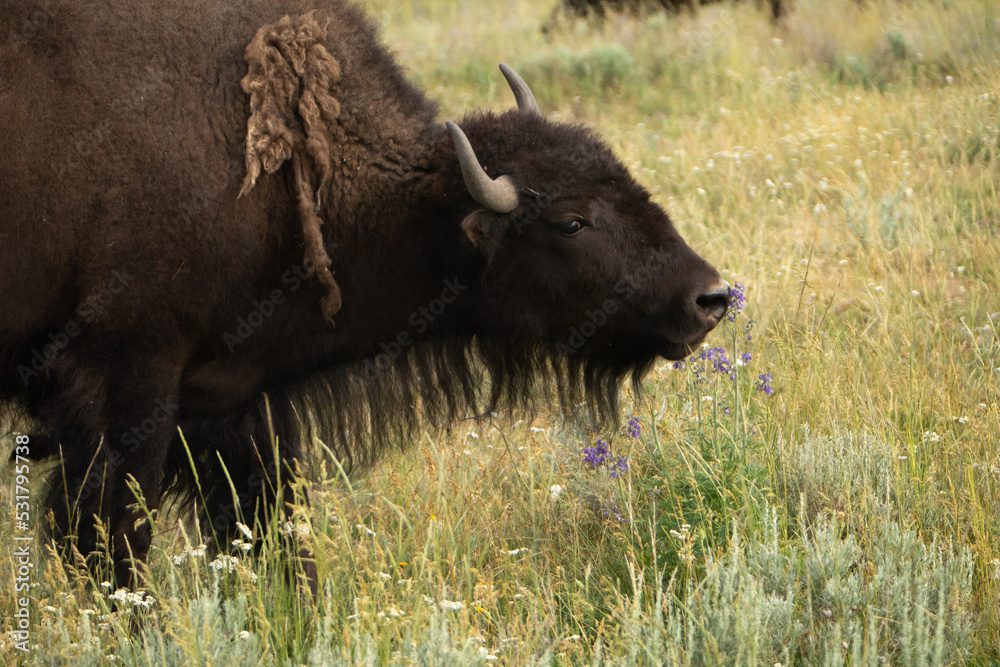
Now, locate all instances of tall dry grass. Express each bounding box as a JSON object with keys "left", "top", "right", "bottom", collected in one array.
[{"left": 2, "top": 0, "right": 999, "bottom": 662}]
